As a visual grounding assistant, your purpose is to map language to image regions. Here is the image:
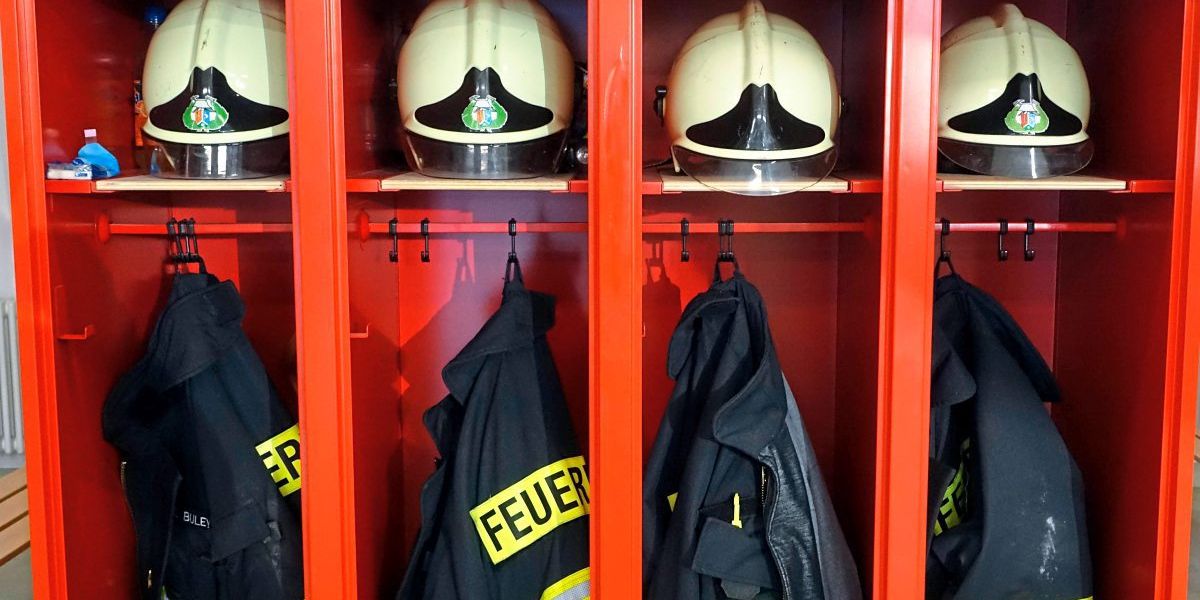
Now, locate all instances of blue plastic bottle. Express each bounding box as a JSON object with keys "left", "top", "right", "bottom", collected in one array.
[{"left": 76, "top": 129, "right": 120, "bottom": 179}]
